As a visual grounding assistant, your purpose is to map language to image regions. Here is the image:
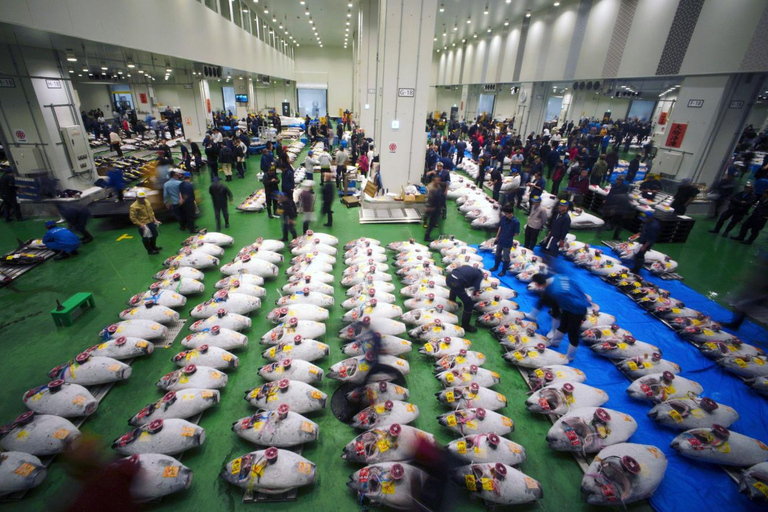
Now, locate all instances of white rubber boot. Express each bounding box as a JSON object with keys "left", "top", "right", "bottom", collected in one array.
[
  {"left": 549, "top": 329, "right": 565, "bottom": 348},
  {"left": 566, "top": 343, "right": 578, "bottom": 362},
  {"left": 547, "top": 317, "right": 562, "bottom": 341}
]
